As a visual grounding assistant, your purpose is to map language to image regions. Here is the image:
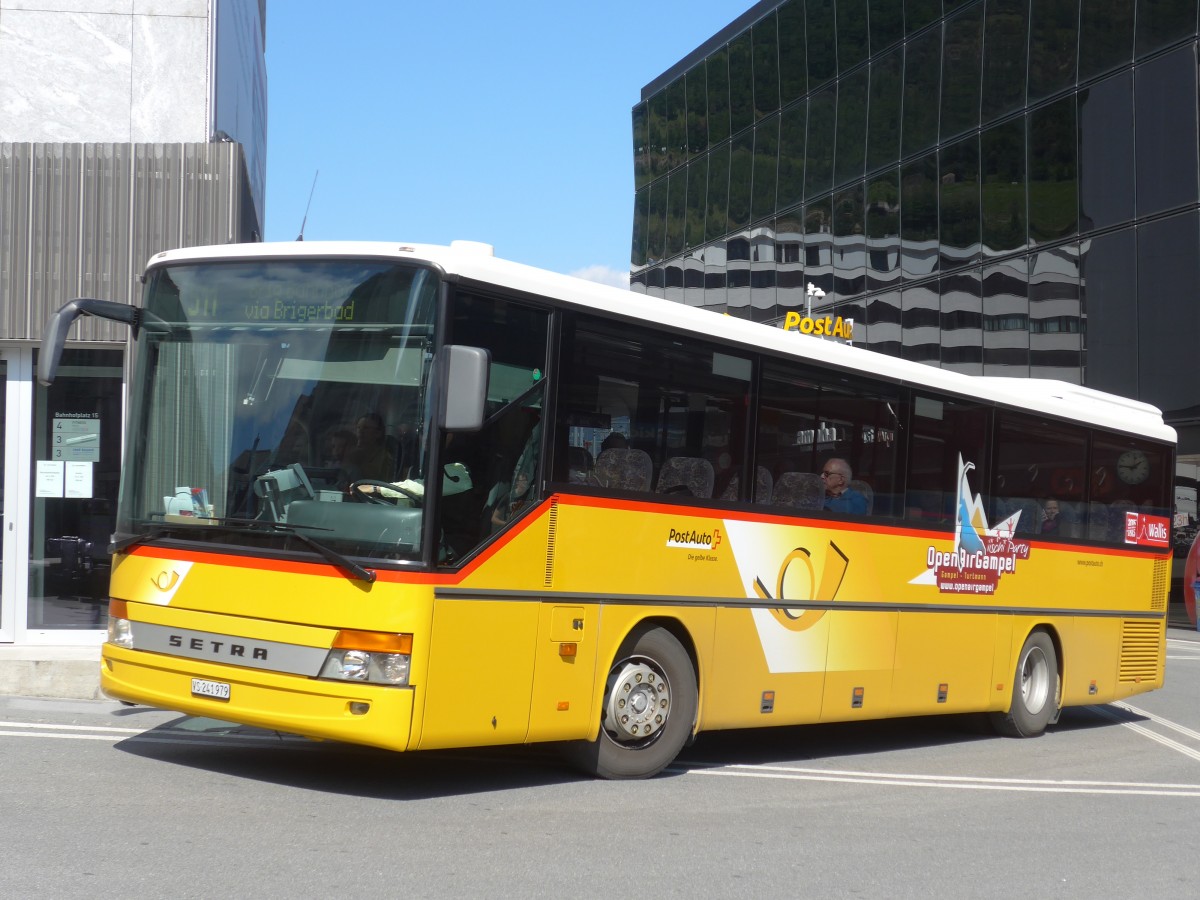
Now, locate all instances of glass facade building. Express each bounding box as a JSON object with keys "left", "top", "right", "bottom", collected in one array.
[{"left": 630, "top": 0, "right": 1200, "bottom": 454}]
